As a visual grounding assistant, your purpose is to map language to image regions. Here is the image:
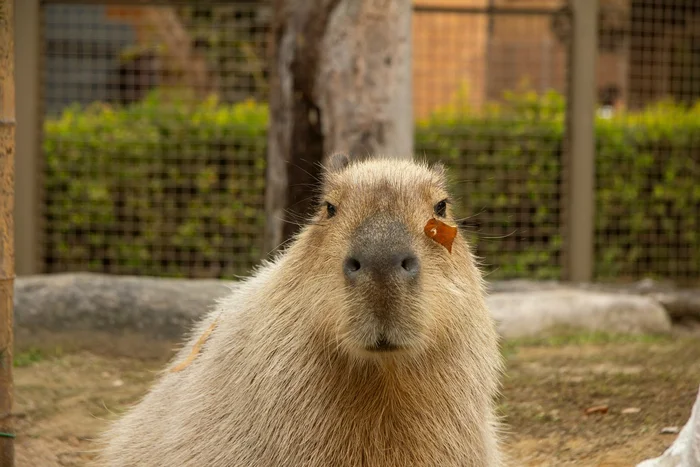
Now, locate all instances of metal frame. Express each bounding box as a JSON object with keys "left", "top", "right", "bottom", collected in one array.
[
  {"left": 17, "top": 0, "right": 600, "bottom": 282},
  {"left": 414, "top": 5, "right": 565, "bottom": 16},
  {"left": 563, "top": 0, "right": 597, "bottom": 282},
  {"left": 40, "top": 0, "right": 255, "bottom": 4}
]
